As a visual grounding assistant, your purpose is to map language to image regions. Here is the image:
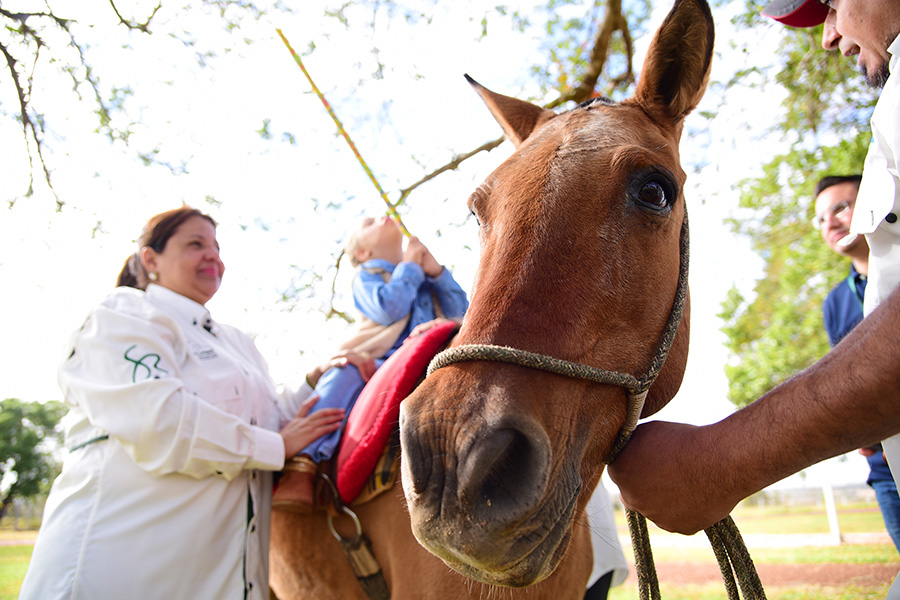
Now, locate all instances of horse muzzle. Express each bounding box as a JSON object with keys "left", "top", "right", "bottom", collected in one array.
[{"left": 399, "top": 372, "right": 583, "bottom": 587}]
